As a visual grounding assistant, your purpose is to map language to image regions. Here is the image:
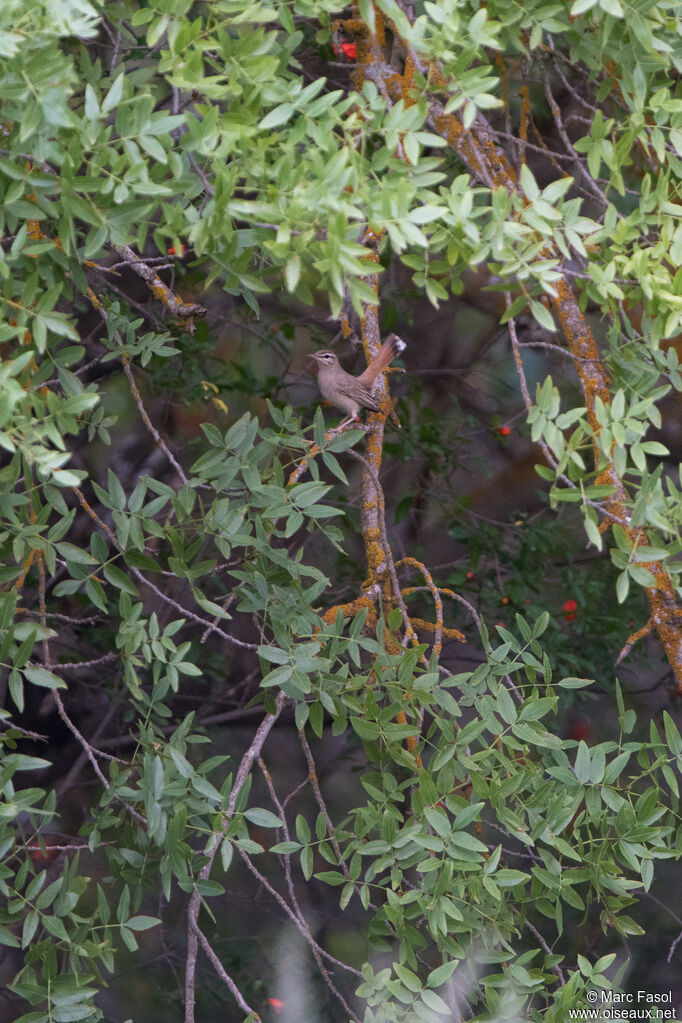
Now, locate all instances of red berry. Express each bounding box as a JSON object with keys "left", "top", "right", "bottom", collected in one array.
[
  {"left": 501, "top": 596, "right": 509, "bottom": 604},
  {"left": 466, "top": 571, "right": 474, "bottom": 580},
  {"left": 498, "top": 426, "right": 511, "bottom": 436},
  {"left": 562, "top": 598, "right": 578, "bottom": 622},
  {"left": 268, "top": 999, "right": 284, "bottom": 1013},
  {"left": 341, "top": 42, "right": 357, "bottom": 59}
]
